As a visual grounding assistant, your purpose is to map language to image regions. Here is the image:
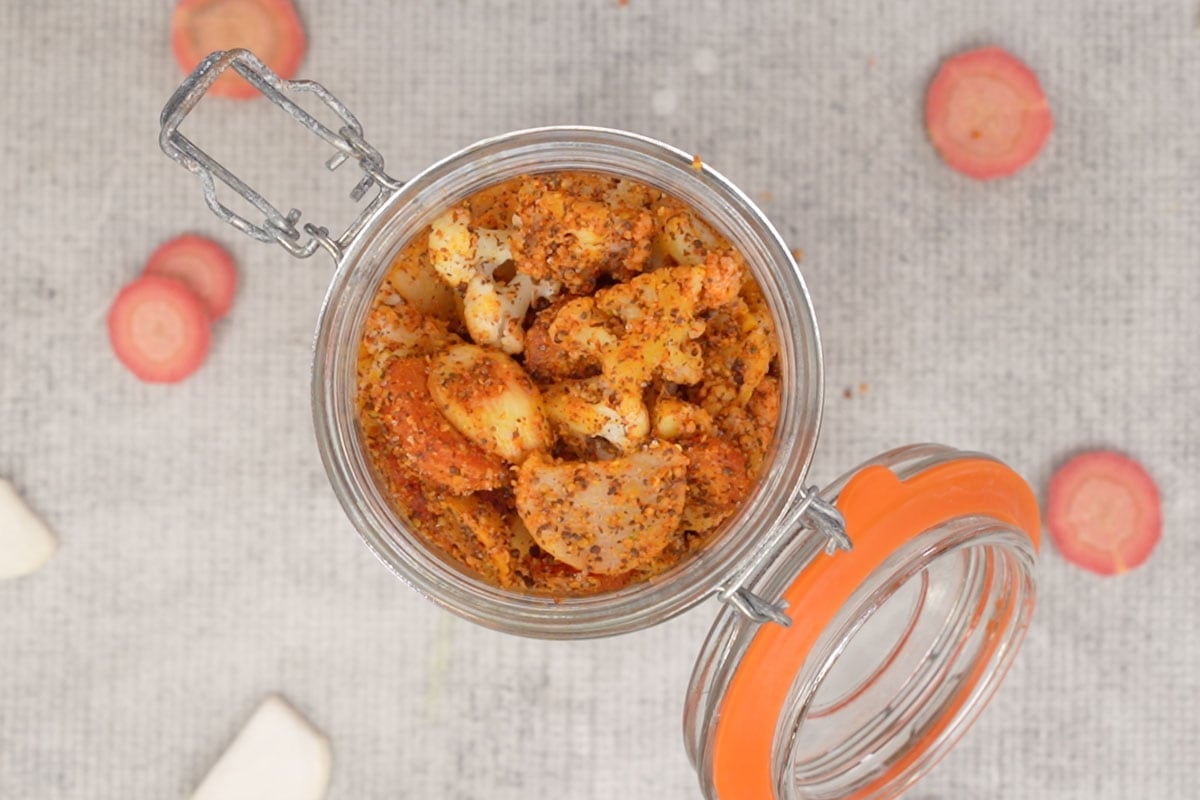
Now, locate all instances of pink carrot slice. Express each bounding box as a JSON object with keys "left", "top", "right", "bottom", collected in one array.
[
  {"left": 1046, "top": 450, "right": 1162, "bottom": 575},
  {"left": 171, "top": 0, "right": 307, "bottom": 100},
  {"left": 108, "top": 275, "right": 212, "bottom": 383},
  {"left": 144, "top": 234, "right": 238, "bottom": 320},
  {"left": 926, "top": 46, "right": 1052, "bottom": 180}
]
